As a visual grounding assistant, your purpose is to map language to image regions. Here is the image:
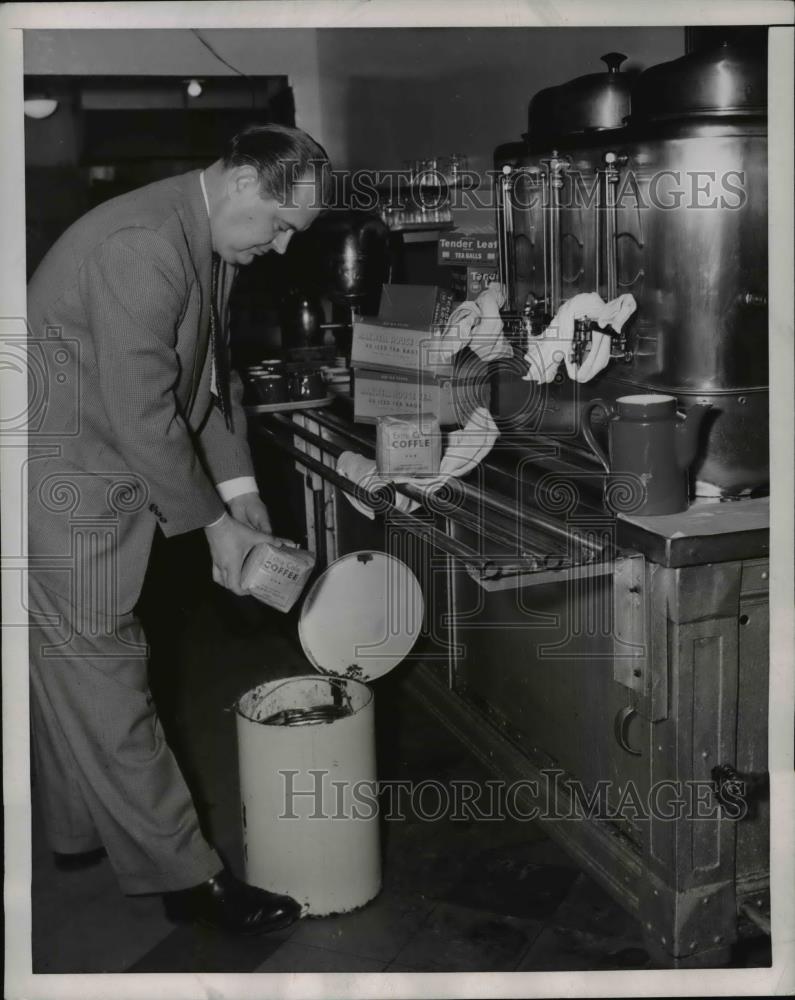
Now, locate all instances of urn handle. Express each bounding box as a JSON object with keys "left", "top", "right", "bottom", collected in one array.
[
  {"left": 582, "top": 398, "right": 614, "bottom": 473},
  {"left": 614, "top": 705, "right": 642, "bottom": 757}
]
